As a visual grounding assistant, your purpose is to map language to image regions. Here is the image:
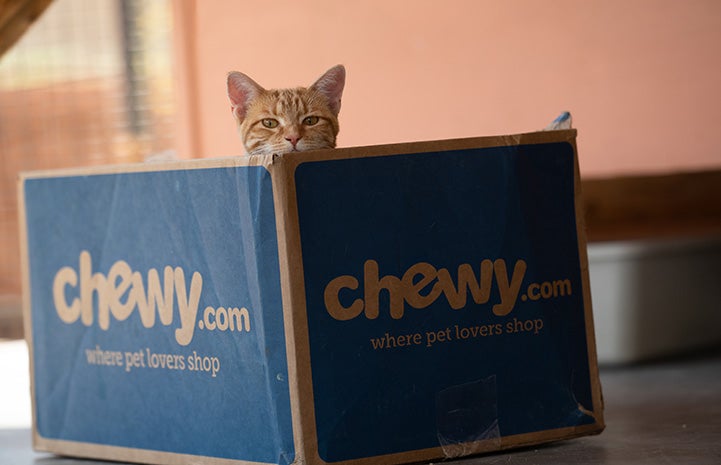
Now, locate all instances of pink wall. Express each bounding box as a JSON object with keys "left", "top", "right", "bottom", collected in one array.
[{"left": 175, "top": 0, "right": 721, "bottom": 177}]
